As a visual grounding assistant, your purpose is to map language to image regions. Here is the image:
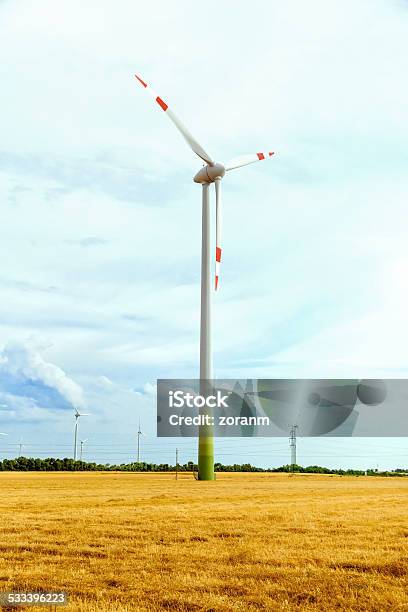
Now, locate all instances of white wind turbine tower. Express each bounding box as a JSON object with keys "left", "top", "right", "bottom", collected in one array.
[
  {"left": 73, "top": 409, "right": 90, "bottom": 461},
  {"left": 80, "top": 438, "right": 88, "bottom": 462},
  {"left": 0, "top": 432, "right": 8, "bottom": 459},
  {"left": 135, "top": 74, "right": 275, "bottom": 480},
  {"left": 137, "top": 418, "right": 146, "bottom": 464}
]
